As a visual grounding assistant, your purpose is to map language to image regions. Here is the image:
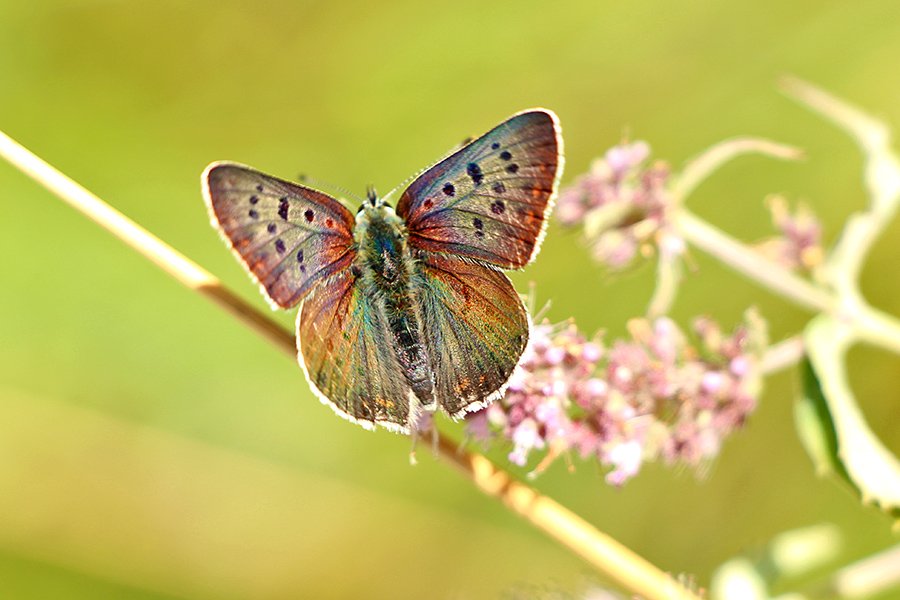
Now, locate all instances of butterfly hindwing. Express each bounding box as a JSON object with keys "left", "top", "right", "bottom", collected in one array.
[
  {"left": 415, "top": 252, "right": 529, "bottom": 417},
  {"left": 203, "top": 161, "right": 356, "bottom": 309},
  {"left": 397, "top": 109, "right": 563, "bottom": 269},
  {"left": 297, "top": 269, "right": 415, "bottom": 432}
]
